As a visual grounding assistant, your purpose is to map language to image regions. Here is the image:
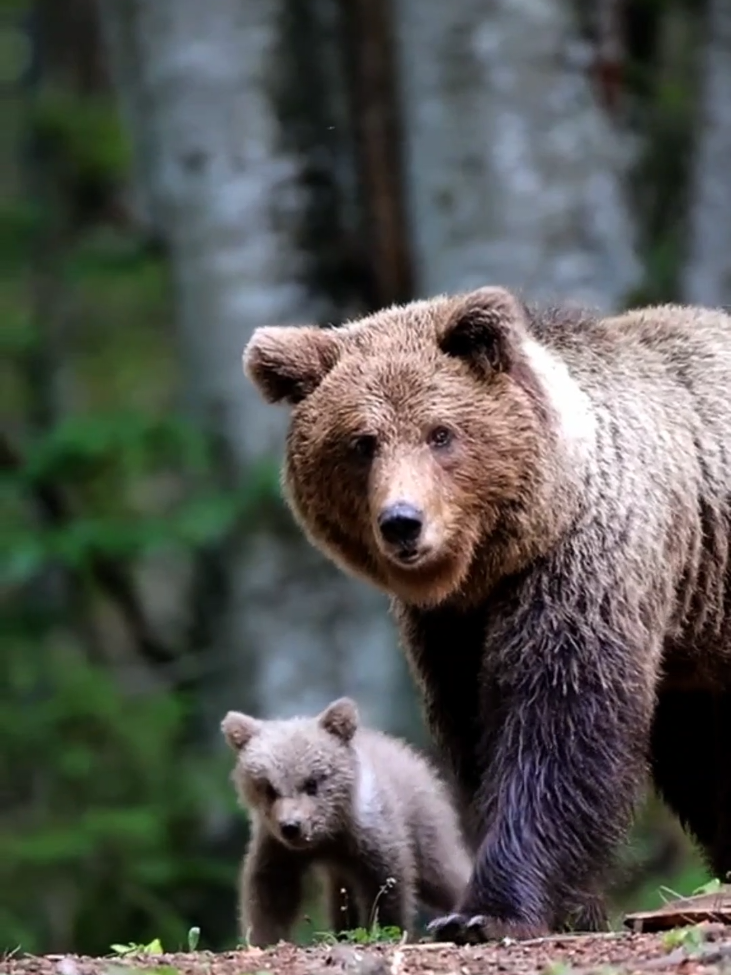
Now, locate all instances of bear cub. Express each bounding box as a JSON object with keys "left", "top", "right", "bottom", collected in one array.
[{"left": 221, "top": 697, "right": 471, "bottom": 946}]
